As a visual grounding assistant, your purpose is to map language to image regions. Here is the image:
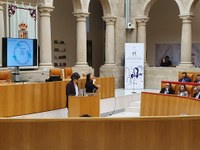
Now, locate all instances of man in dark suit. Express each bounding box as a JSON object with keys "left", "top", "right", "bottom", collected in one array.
[
  {"left": 194, "top": 75, "right": 200, "bottom": 84},
  {"left": 193, "top": 86, "right": 200, "bottom": 99},
  {"left": 66, "top": 72, "right": 80, "bottom": 108},
  {"left": 160, "top": 82, "right": 175, "bottom": 94},
  {"left": 179, "top": 72, "right": 192, "bottom": 82}
]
